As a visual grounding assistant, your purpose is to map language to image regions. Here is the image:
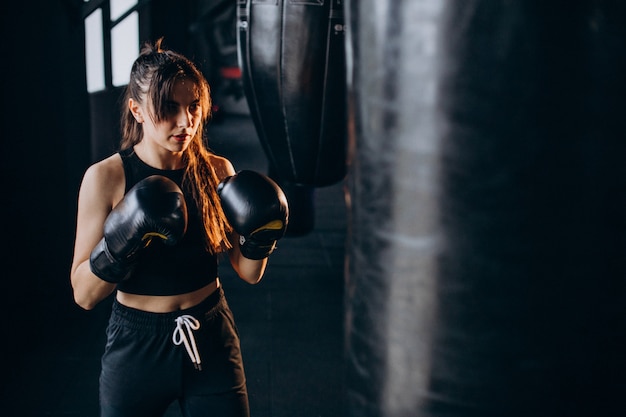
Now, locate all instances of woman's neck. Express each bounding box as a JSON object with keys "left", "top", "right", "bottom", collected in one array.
[{"left": 133, "top": 142, "right": 185, "bottom": 170}]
